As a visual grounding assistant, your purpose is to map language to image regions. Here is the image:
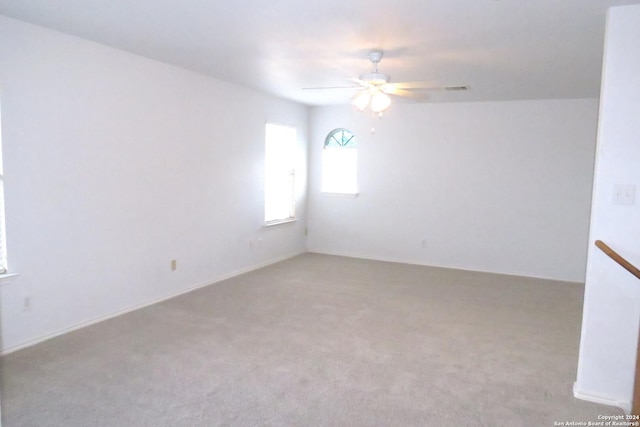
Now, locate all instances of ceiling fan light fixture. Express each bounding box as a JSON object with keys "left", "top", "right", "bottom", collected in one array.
[
  {"left": 303, "top": 49, "right": 467, "bottom": 113},
  {"left": 370, "top": 90, "right": 391, "bottom": 113},
  {"left": 352, "top": 91, "right": 371, "bottom": 111}
]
